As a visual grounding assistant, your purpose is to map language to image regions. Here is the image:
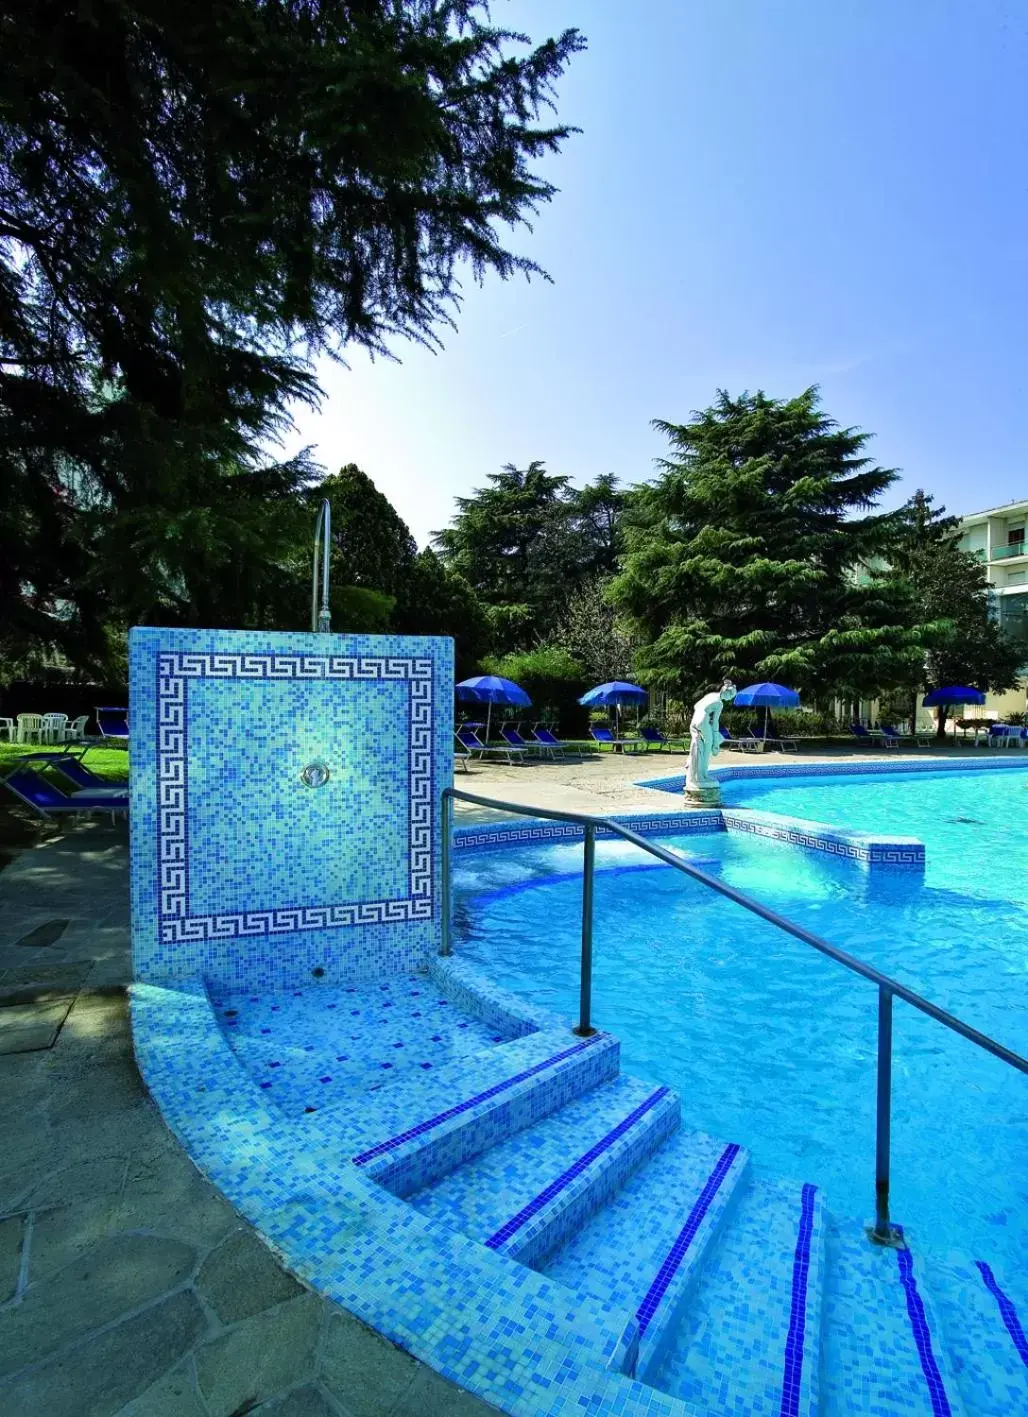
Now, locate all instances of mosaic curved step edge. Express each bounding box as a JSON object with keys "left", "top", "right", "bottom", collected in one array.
[{"left": 131, "top": 962, "right": 1028, "bottom": 1417}]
